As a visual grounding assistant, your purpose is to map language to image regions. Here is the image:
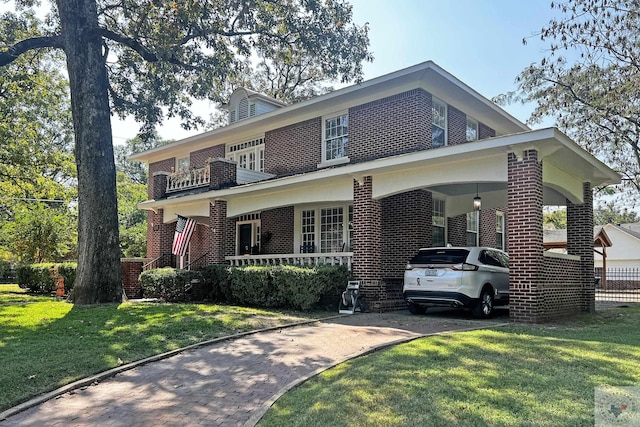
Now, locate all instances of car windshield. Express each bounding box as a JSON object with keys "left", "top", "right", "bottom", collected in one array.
[{"left": 410, "top": 249, "right": 469, "bottom": 265}]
